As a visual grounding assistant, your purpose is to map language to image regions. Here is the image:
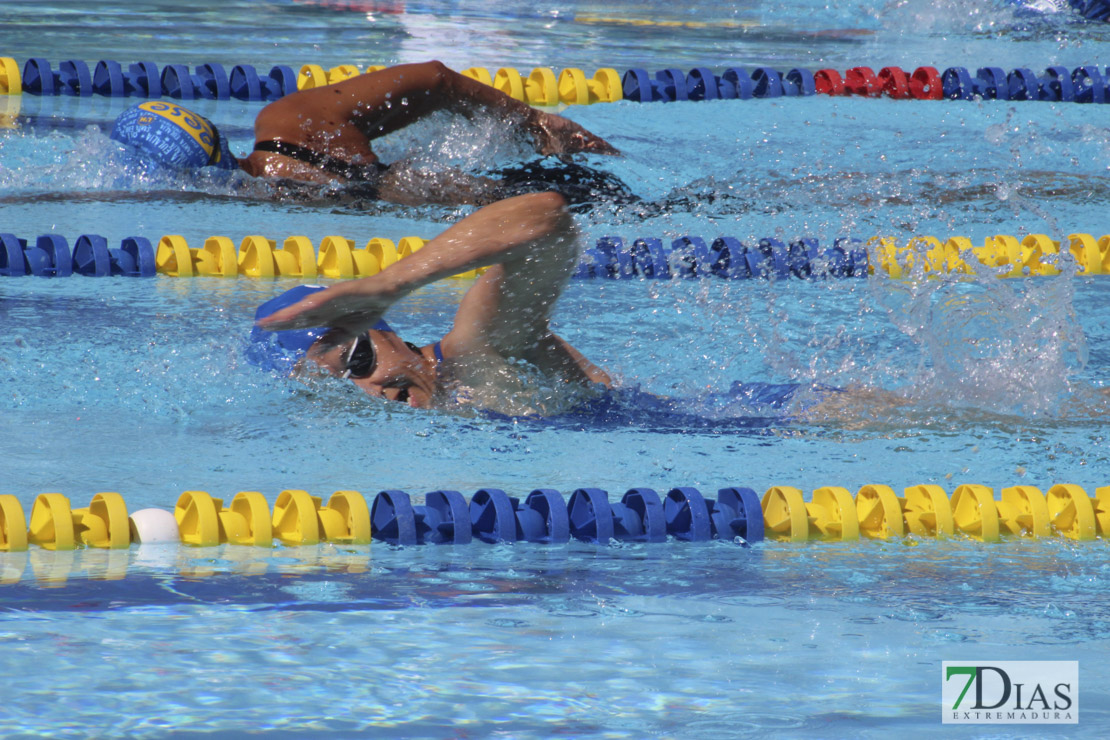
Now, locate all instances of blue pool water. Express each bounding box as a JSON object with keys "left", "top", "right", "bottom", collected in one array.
[{"left": 3, "top": 1, "right": 1110, "bottom": 737}]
